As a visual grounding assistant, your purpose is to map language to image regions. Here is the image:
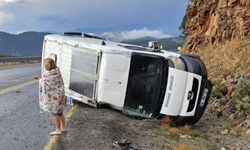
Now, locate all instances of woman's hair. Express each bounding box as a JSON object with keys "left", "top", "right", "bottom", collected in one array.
[{"left": 44, "top": 58, "right": 56, "bottom": 71}]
